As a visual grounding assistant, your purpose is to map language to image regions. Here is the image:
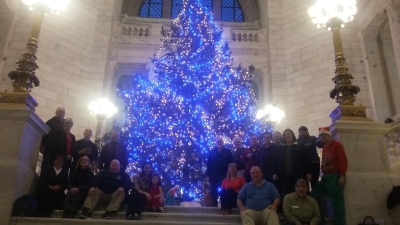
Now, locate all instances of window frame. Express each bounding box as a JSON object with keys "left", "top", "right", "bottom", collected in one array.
[
  {"left": 221, "top": 0, "right": 244, "bottom": 22},
  {"left": 139, "top": 0, "right": 164, "bottom": 18}
]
